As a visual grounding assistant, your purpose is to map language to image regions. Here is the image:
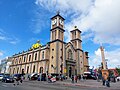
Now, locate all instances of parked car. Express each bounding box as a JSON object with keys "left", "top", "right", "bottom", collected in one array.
[
  {"left": 2, "top": 75, "right": 14, "bottom": 83},
  {"left": 30, "top": 73, "right": 38, "bottom": 80},
  {"left": 116, "top": 76, "right": 120, "bottom": 81},
  {"left": 0, "top": 74, "right": 4, "bottom": 81},
  {"left": 83, "top": 72, "right": 97, "bottom": 80},
  {"left": 13, "top": 74, "right": 22, "bottom": 81}
]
